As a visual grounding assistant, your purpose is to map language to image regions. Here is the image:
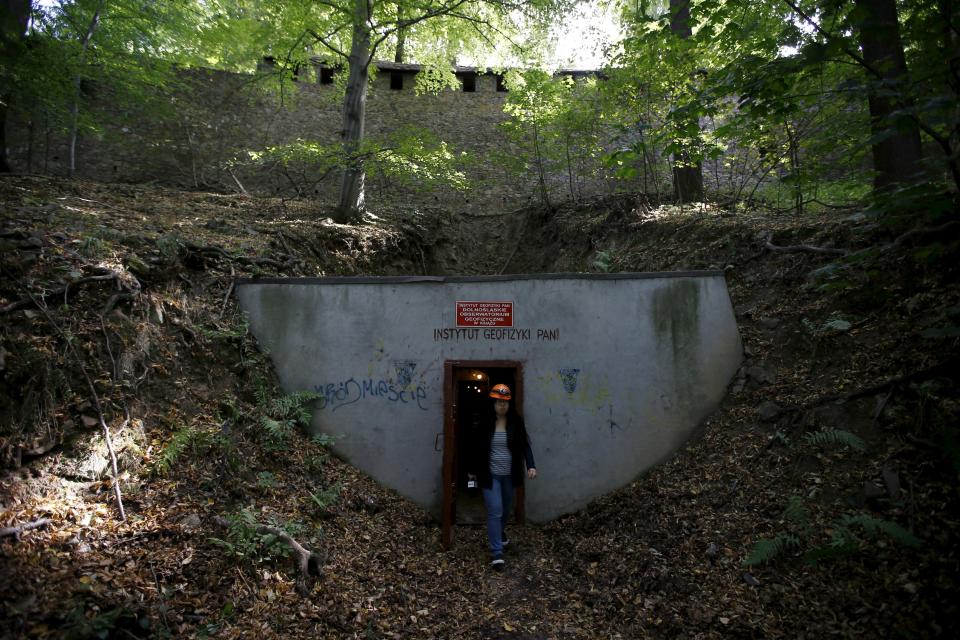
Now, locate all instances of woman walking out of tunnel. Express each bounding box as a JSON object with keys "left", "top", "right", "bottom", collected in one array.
[{"left": 468, "top": 383, "right": 536, "bottom": 570}]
